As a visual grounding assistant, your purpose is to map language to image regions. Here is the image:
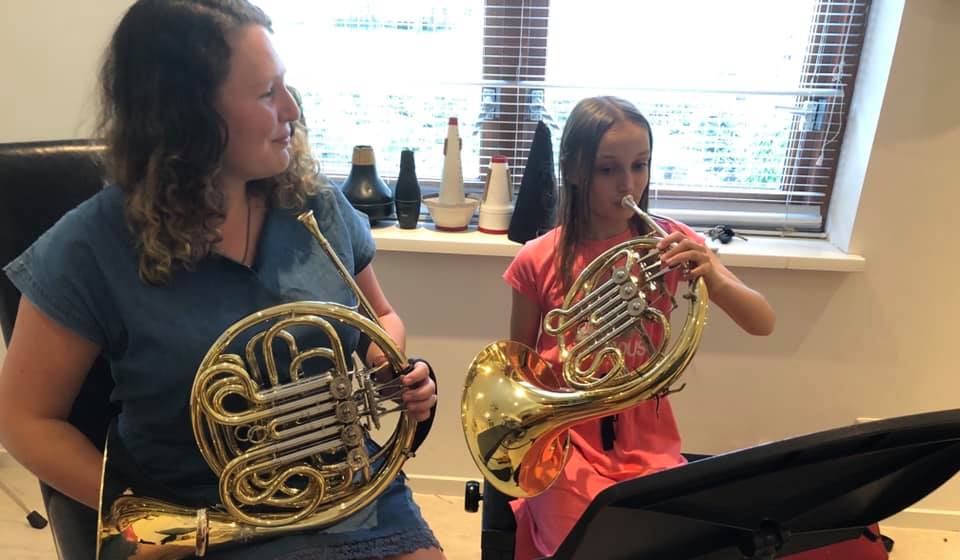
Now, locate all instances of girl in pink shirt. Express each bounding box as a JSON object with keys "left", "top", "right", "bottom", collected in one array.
[{"left": 503, "top": 96, "right": 777, "bottom": 559}]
